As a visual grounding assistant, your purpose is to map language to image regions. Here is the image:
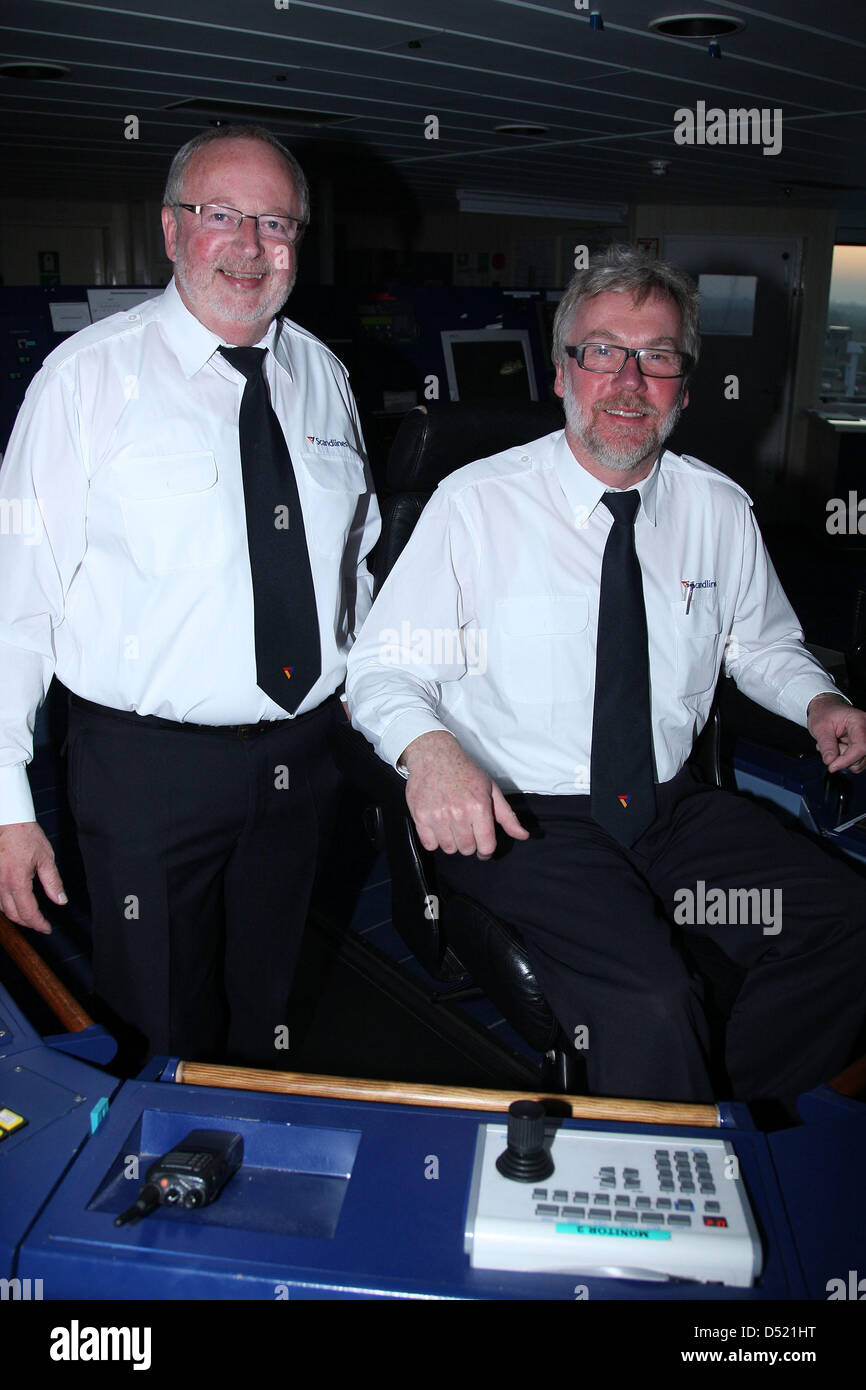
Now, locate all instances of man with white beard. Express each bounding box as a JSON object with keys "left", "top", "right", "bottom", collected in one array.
[
  {"left": 347, "top": 244, "right": 866, "bottom": 1114},
  {"left": 0, "top": 125, "right": 379, "bottom": 1066}
]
